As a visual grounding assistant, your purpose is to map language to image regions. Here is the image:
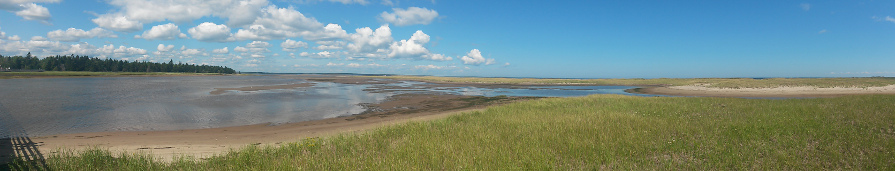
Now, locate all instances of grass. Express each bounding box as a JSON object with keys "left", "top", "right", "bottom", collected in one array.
[
  {"left": 16, "top": 94, "right": 895, "bottom": 170},
  {"left": 0, "top": 71, "right": 233, "bottom": 79},
  {"left": 366, "top": 75, "right": 895, "bottom": 88}
]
